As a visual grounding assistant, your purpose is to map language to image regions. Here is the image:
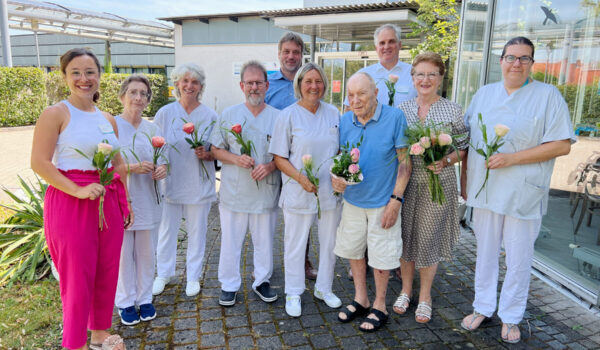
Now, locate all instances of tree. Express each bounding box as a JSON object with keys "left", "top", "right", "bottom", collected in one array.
[{"left": 407, "top": 0, "right": 460, "bottom": 96}]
